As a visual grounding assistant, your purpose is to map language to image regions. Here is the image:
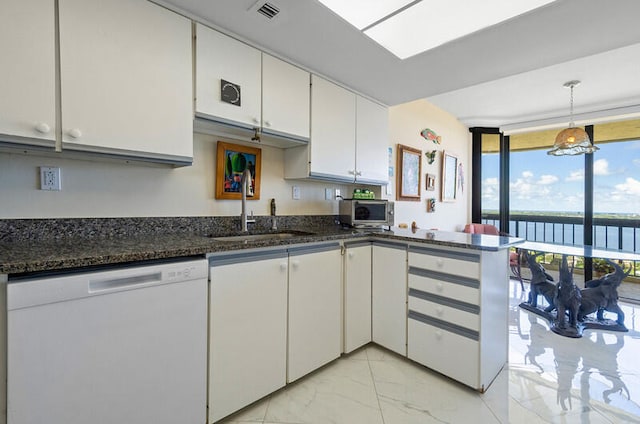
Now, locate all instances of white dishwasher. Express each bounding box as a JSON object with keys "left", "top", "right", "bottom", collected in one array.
[{"left": 6, "top": 258, "right": 208, "bottom": 424}]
